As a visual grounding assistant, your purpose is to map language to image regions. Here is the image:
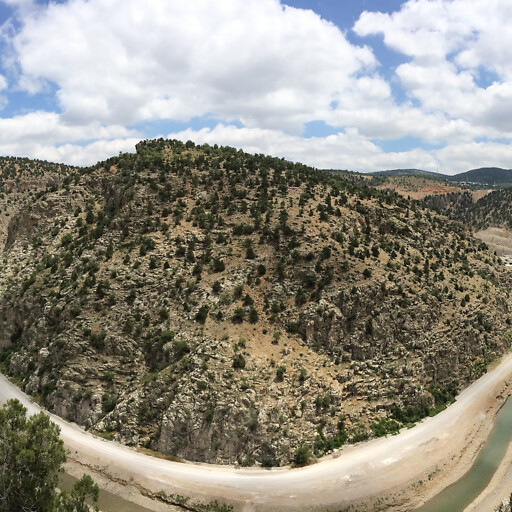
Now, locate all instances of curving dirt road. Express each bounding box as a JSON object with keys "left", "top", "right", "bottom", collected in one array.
[{"left": 2, "top": 354, "right": 512, "bottom": 512}]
